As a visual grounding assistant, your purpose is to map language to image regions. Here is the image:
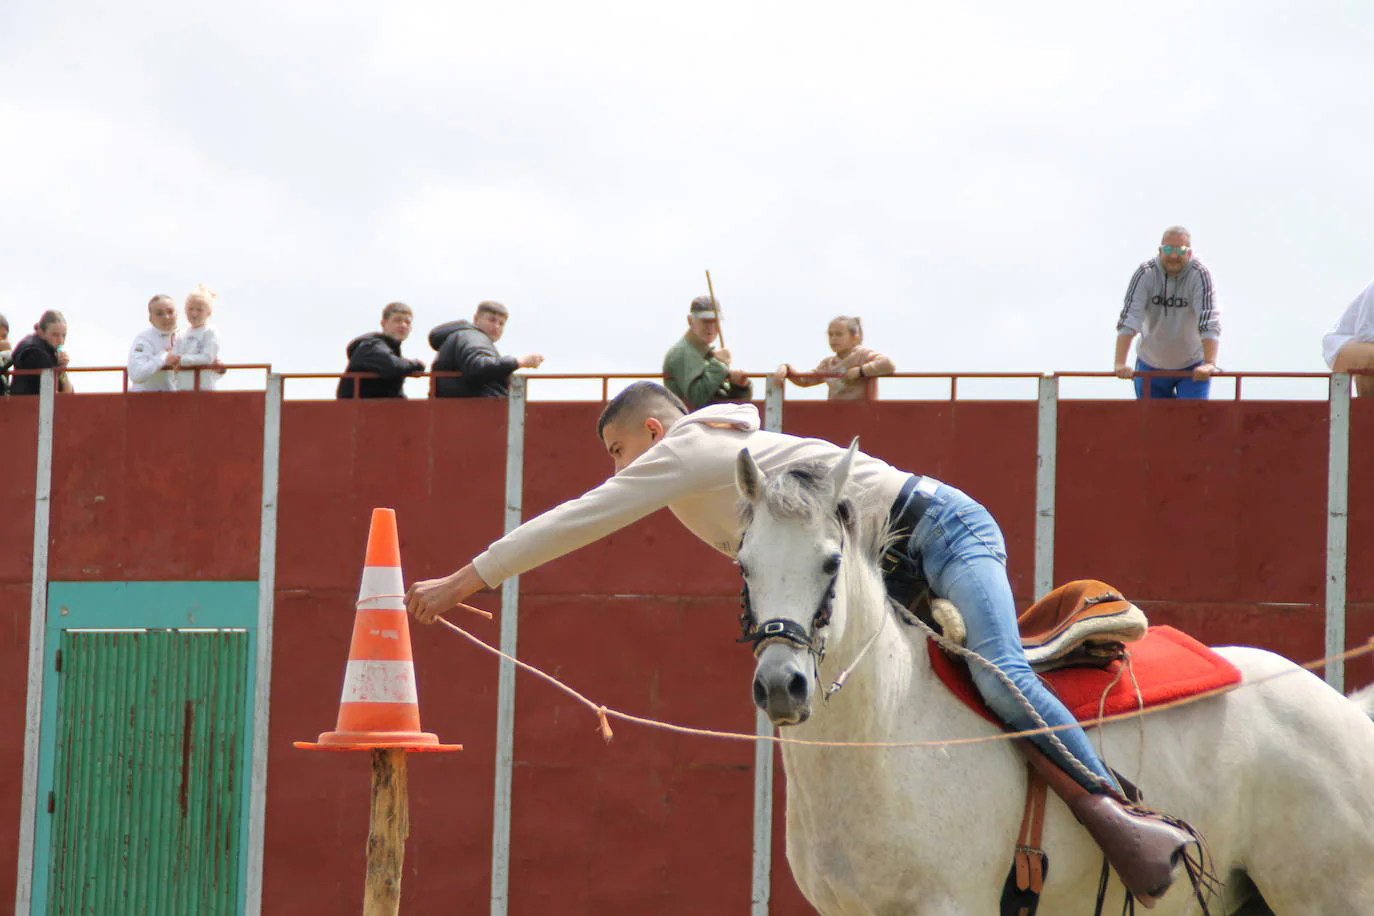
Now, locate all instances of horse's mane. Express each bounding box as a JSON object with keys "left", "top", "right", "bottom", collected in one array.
[{"left": 740, "top": 459, "right": 895, "bottom": 565}]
